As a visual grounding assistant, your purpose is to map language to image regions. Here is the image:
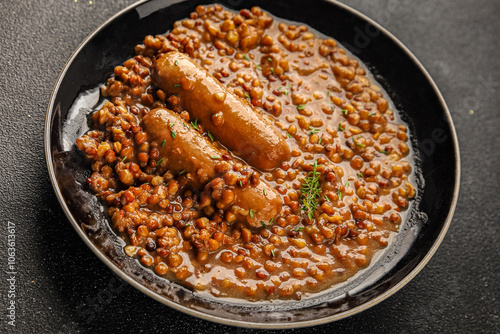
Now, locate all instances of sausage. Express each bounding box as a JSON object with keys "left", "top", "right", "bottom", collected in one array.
[
  {"left": 152, "top": 51, "right": 290, "bottom": 171},
  {"left": 141, "top": 108, "right": 282, "bottom": 227}
]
